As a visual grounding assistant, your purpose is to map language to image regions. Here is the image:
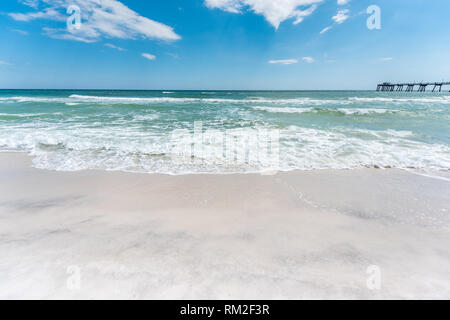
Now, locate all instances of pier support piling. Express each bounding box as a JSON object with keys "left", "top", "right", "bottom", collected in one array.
[{"left": 377, "top": 81, "right": 450, "bottom": 92}]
